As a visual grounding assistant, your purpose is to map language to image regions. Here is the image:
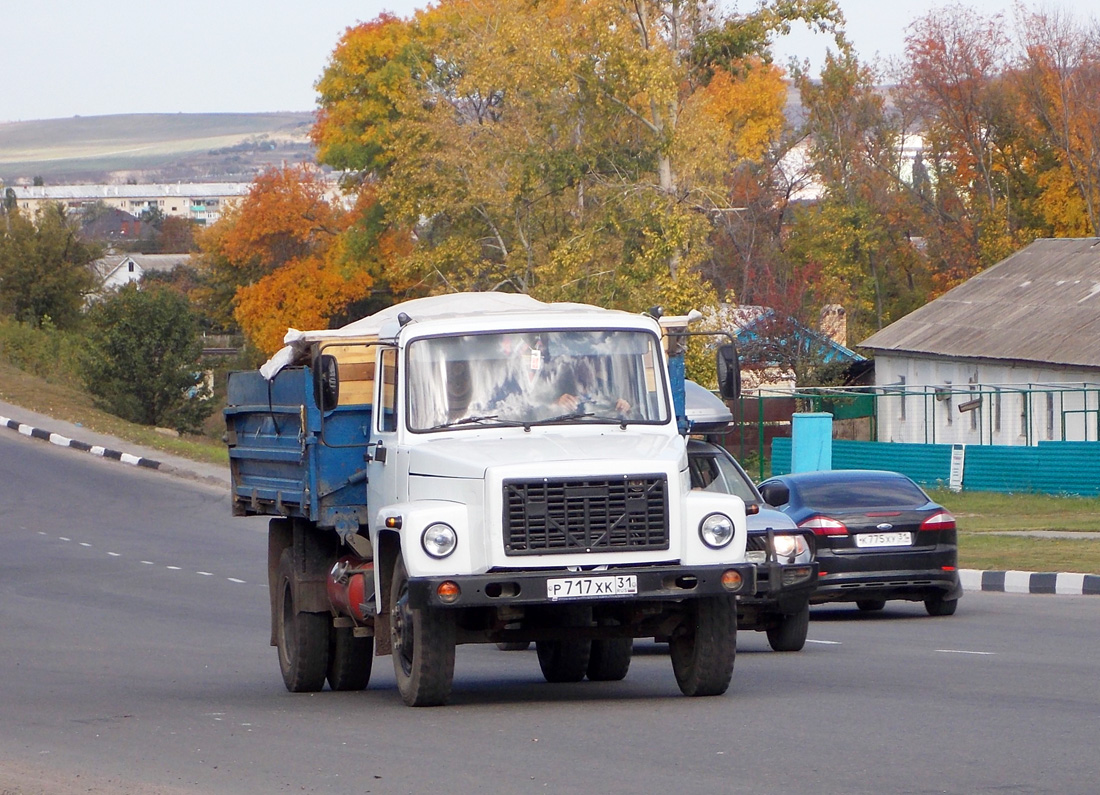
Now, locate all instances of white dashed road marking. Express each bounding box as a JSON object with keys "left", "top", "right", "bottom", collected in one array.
[{"left": 36, "top": 531, "right": 250, "bottom": 585}]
